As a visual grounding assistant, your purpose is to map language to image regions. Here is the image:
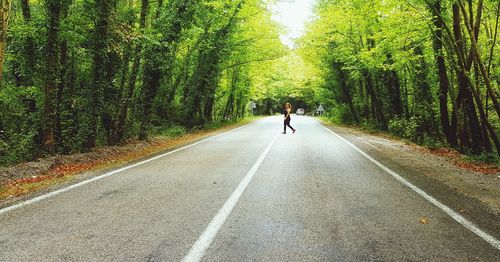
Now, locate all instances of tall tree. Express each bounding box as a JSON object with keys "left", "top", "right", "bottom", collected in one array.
[
  {"left": 113, "top": 0, "right": 149, "bottom": 144},
  {"left": 0, "top": 0, "right": 11, "bottom": 82},
  {"left": 183, "top": 0, "right": 244, "bottom": 126},
  {"left": 429, "top": 0, "right": 456, "bottom": 146},
  {"left": 18, "top": 0, "right": 36, "bottom": 86},
  {"left": 42, "top": 0, "right": 62, "bottom": 153},
  {"left": 138, "top": 0, "right": 196, "bottom": 139},
  {"left": 85, "top": 0, "right": 117, "bottom": 149}
]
